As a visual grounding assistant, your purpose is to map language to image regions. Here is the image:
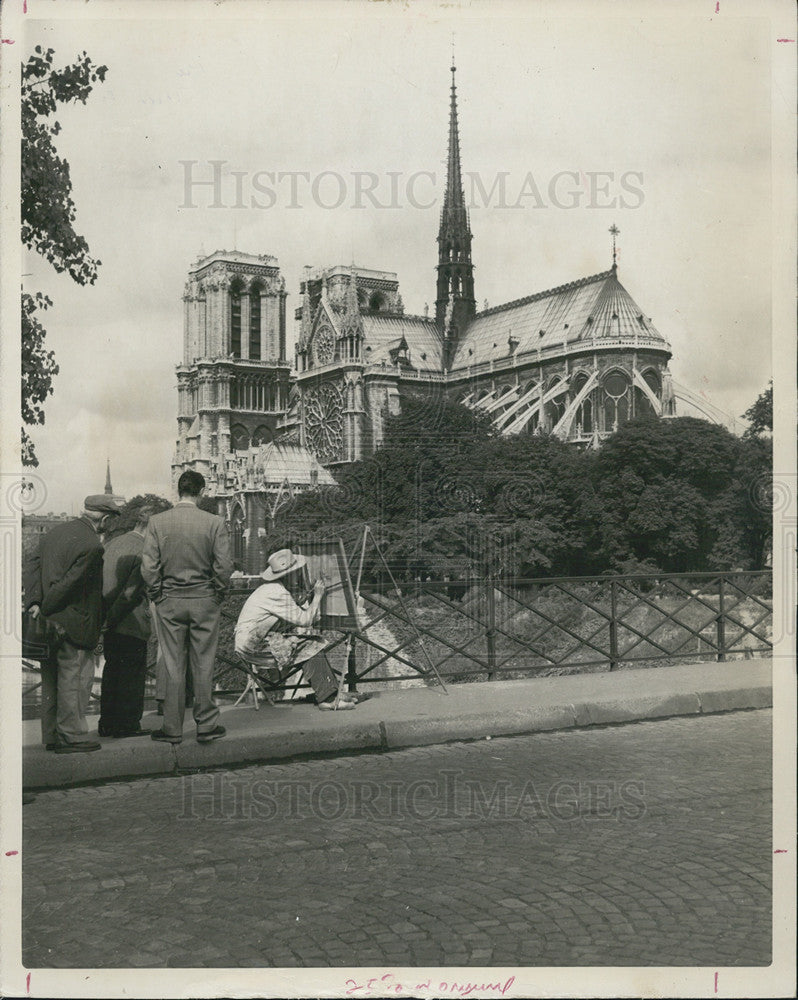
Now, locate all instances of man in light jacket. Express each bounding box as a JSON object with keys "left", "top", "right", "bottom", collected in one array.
[{"left": 141, "top": 471, "right": 232, "bottom": 744}]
